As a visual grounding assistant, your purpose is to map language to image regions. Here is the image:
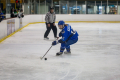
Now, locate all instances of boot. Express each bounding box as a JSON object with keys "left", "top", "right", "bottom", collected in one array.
[
  {"left": 64, "top": 51, "right": 71, "bottom": 54},
  {"left": 44, "top": 37, "right": 49, "bottom": 40},
  {"left": 56, "top": 52, "right": 63, "bottom": 56}
]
